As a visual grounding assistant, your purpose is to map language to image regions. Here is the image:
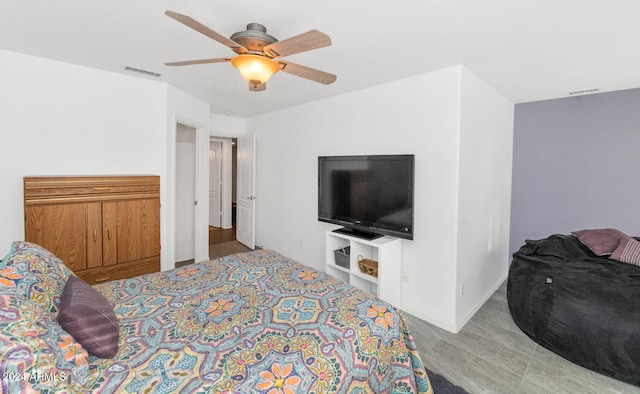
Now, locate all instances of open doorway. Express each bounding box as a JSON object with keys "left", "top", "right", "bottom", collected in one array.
[
  {"left": 175, "top": 133, "right": 254, "bottom": 268},
  {"left": 209, "top": 137, "right": 252, "bottom": 259}
]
